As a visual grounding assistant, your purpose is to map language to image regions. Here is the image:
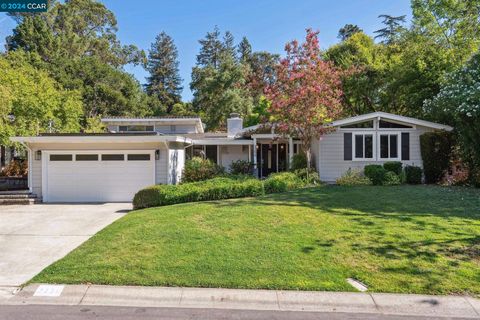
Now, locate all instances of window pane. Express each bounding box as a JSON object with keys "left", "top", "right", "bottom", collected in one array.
[
  {"left": 355, "top": 135, "right": 364, "bottom": 158},
  {"left": 340, "top": 120, "right": 374, "bottom": 129},
  {"left": 205, "top": 145, "right": 218, "bottom": 164},
  {"left": 102, "top": 154, "right": 124, "bottom": 161},
  {"left": 50, "top": 154, "right": 72, "bottom": 161},
  {"left": 76, "top": 154, "right": 98, "bottom": 161},
  {"left": 365, "top": 135, "right": 373, "bottom": 158},
  {"left": 380, "top": 135, "right": 389, "bottom": 158},
  {"left": 390, "top": 135, "right": 398, "bottom": 158},
  {"left": 379, "top": 120, "right": 412, "bottom": 129},
  {"left": 127, "top": 154, "right": 150, "bottom": 161}
]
